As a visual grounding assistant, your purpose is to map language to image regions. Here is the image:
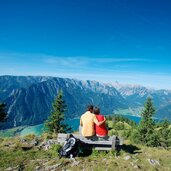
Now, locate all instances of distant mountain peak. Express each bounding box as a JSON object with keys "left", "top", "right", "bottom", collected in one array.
[{"left": 1, "top": 75, "right": 171, "bottom": 128}]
